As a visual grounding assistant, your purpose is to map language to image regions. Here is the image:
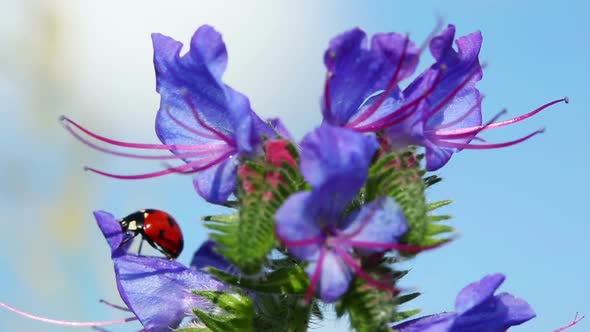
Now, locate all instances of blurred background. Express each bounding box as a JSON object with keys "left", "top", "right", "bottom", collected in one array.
[{"left": 0, "top": 0, "right": 587, "bottom": 331}]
